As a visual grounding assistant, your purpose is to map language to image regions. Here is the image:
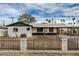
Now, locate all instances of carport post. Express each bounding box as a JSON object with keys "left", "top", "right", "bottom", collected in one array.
[
  {"left": 20, "top": 38, "right": 27, "bottom": 51},
  {"left": 61, "top": 38, "right": 68, "bottom": 51}
]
